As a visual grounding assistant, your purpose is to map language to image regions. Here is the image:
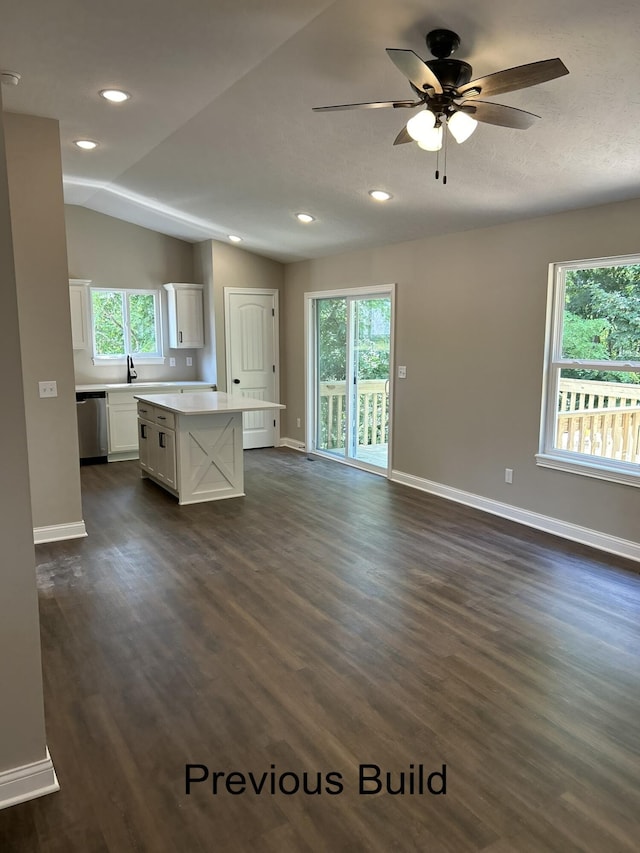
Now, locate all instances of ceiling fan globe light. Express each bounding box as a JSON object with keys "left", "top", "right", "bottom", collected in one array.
[
  {"left": 406, "top": 109, "right": 436, "bottom": 142},
  {"left": 448, "top": 110, "right": 478, "bottom": 143},
  {"left": 417, "top": 124, "right": 443, "bottom": 151}
]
